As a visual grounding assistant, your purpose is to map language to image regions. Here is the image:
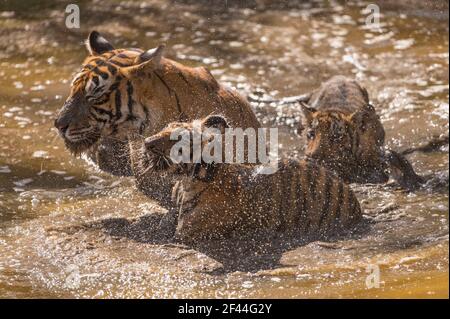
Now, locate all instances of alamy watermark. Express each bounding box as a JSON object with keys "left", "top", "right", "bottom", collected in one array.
[
  {"left": 166, "top": 121, "right": 279, "bottom": 174},
  {"left": 364, "top": 4, "right": 381, "bottom": 31},
  {"left": 365, "top": 264, "right": 381, "bottom": 289},
  {"left": 65, "top": 4, "right": 80, "bottom": 29}
]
